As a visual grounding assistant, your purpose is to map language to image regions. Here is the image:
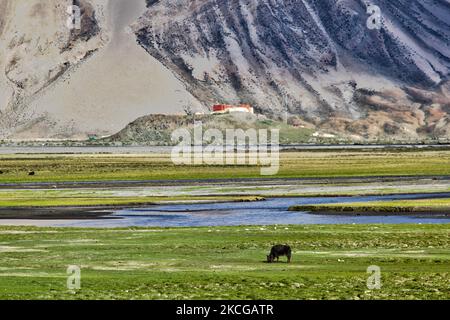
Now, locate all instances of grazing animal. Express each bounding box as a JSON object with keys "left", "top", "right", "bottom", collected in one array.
[
  {"left": 0, "top": 170, "right": 3, "bottom": 174},
  {"left": 267, "top": 244, "right": 291, "bottom": 263},
  {"left": 28, "top": 171, "right": 35, "bottom": 176}
]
